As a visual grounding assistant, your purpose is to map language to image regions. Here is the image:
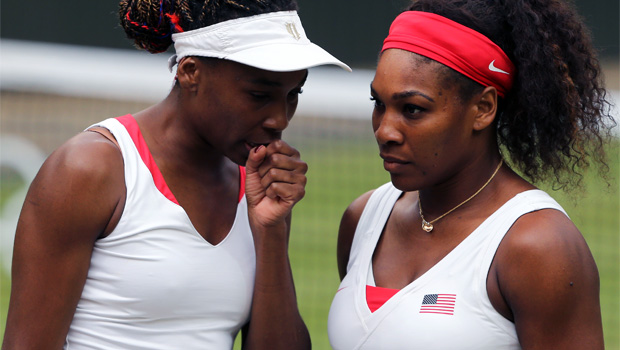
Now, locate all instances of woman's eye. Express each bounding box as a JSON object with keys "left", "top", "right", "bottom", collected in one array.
[
  {"left": 404, "top": 104, "right": 425, "bottom": 115},
  {"left": 288, "top": 88, "right": 303, "bottom": 100},
  {"left": 370, "top": 97, "right": 384, "bottom": 108},
  {"left": 250, "top": 92, "right": 269, "bottom": 101}
]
